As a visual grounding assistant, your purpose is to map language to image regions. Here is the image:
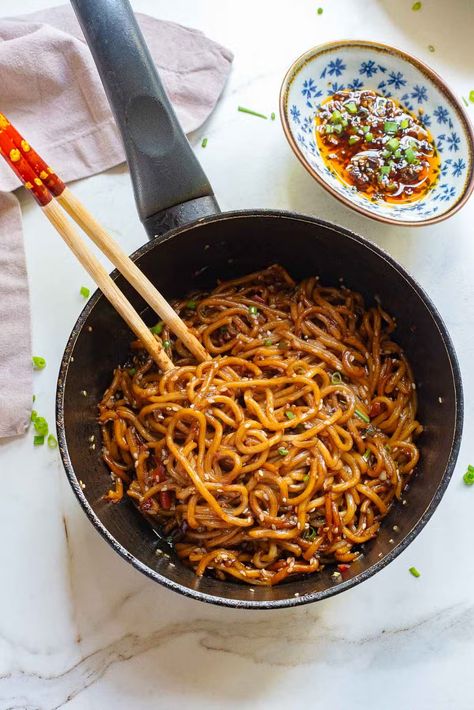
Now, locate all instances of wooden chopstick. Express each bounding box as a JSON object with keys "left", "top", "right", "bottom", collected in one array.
[
  {"left": 0, "top": 112, "right": 211, "bottom": 367},
  {"left": 0, "top": 116, "right": 174, "bottom": 372}
]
